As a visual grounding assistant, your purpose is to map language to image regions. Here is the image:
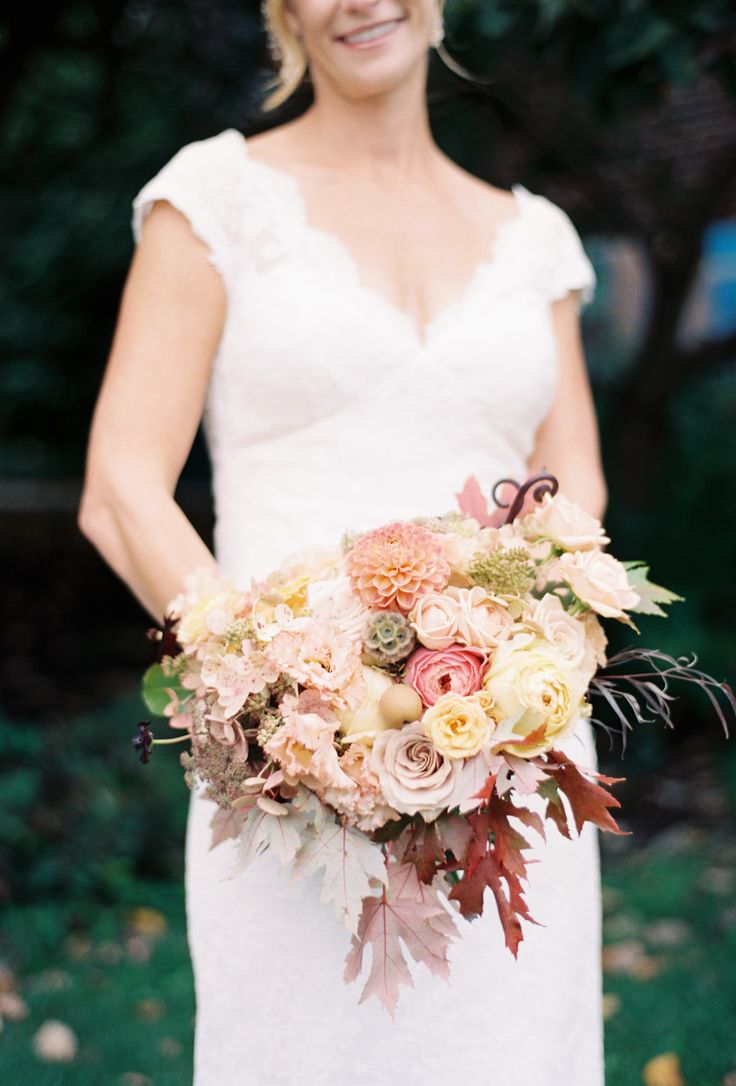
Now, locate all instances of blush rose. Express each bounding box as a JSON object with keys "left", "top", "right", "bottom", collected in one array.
[{"left": 403, "top": 644, "right": 488, "bottom": 707}]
